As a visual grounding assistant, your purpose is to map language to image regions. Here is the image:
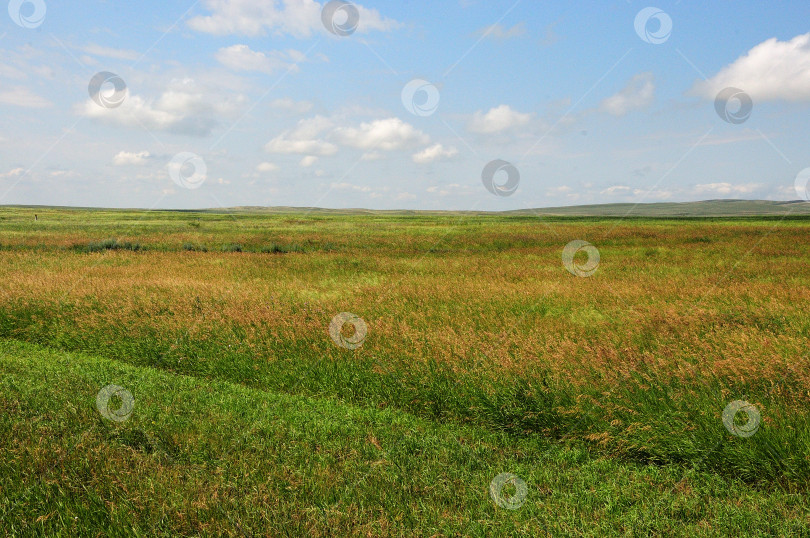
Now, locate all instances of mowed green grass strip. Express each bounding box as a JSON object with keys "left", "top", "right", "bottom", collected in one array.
[{"left": 0, "top": 339, "right": 807, "bottom": 537}]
